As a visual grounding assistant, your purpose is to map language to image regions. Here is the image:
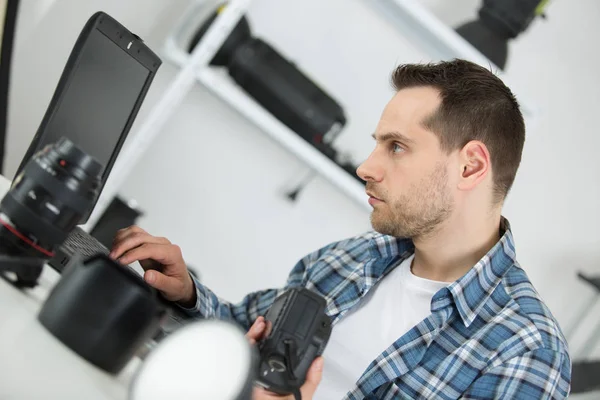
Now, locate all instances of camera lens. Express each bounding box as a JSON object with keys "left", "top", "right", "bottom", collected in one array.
[{"left": 0, "top": 137, "right": 102, "bottom": 259}]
